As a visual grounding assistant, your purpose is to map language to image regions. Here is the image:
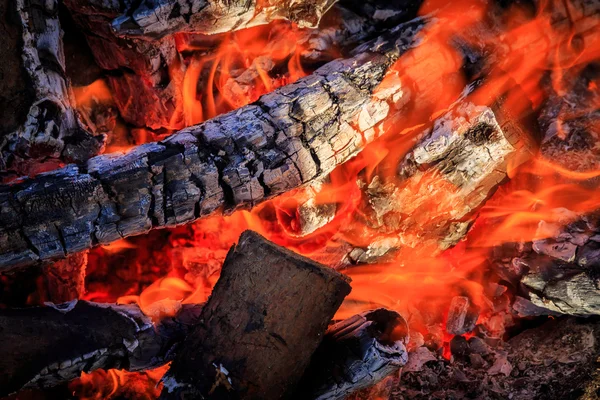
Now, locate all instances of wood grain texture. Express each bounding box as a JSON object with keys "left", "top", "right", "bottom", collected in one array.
[{"left": 159, "top": 230, "right": 352, "bottom": 399}]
